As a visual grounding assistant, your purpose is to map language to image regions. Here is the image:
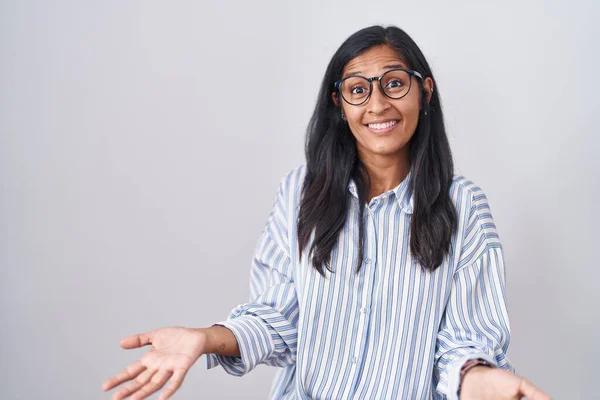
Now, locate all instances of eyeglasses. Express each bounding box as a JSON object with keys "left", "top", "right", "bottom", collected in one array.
[{"left": 334, "top": 68, "right": 424, "bottom": 106}]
